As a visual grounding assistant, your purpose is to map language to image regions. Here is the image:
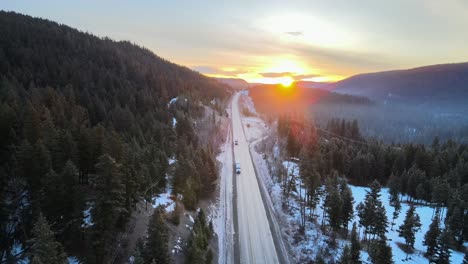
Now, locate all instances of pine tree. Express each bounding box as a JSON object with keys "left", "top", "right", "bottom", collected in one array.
[
  {"left": 463, "top": 250, "right": 468, "bottom": 264},
  {"left": 357, "top": 180, "right": 387, "bottom": 242},
  {"left": 369, "top": 239, "right": 393, "bottom": 264},
  {"left": 324, "top": 181, "right": 342, "bottom": 231},
  {"left": 338, "top": 245, "right": 351, "bottom": 264},
  {"left": 424, "top": 210, "right": 441, "bottom": 260},
  {"left": 340, "top": 181, "right": 354, "bottom": 230},
  {"left": 28, "top": 213, "right": 67, "bottom": 264},
  {"left": 92, "top": 154, "right": 127, "bottom": 262},
  {"left": 432, "top": 228, "right": 451, "bottom": 264},
  {"left": 397, "top": 203, "right": 421, "bottom": 251},
  {"left": 350, "top": 222, "right": 362, "bottom": 264},
  {"left": 390, "top": 192, "right": 401, "bottom": 230},
  {"left": 144, "top": 207, "right": 170, "bottom": 264},
  {"left": 186, "top": 209, "right": 213, "bottom": 264}
]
